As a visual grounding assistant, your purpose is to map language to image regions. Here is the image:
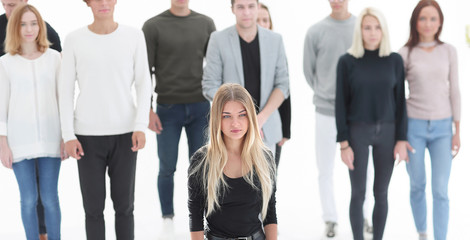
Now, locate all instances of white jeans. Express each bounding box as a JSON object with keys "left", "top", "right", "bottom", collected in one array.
[{"left": 315, "top": 112, "right": 374, "bottom": 223}]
